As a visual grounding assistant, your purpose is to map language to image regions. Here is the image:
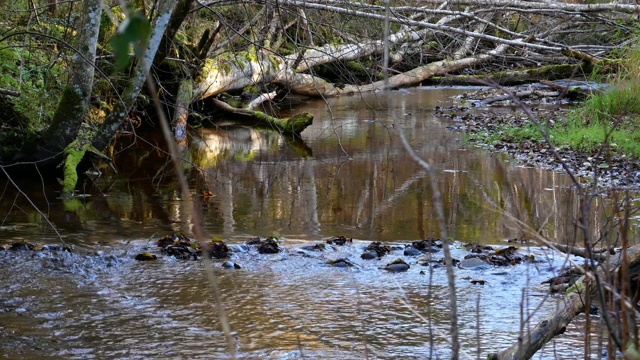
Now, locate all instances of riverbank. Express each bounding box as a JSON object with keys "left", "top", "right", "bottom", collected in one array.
[{"left": 439, "top": 84, "right": 640, "bottom": 188}]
